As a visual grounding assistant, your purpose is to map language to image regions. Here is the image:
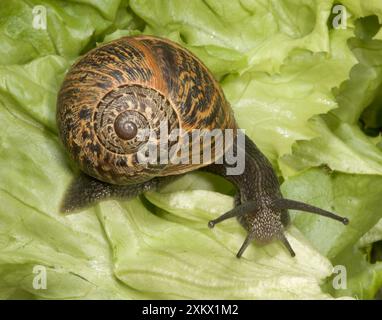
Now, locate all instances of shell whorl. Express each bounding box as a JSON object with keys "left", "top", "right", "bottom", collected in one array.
[
  {"left": 94, "top": 85, "right": 179, "bottom": 155},
  {"left": 57, "top": 35, "right": 237, "bottom": 185}
]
